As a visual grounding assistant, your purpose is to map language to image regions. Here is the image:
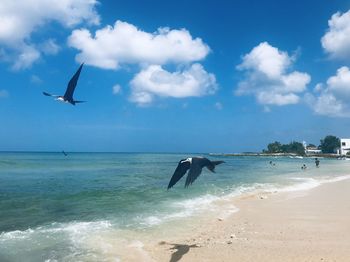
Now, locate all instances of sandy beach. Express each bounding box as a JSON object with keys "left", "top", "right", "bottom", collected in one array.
[{"left": 148, "top": 178, "right": 350, "bottom": 262}]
